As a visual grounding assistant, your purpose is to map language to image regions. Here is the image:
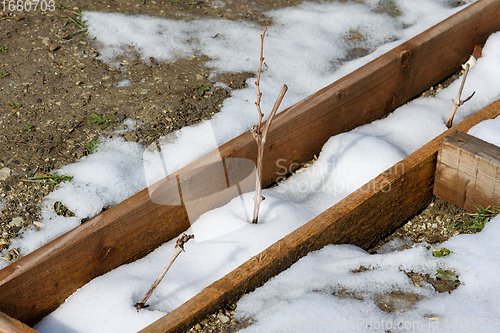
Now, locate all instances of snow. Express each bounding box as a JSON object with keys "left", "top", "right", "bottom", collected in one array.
[
  {"left": 113, "top": 118, "right": 144, "bottom": 134},
  {"left": 468, "top": 116, "right": 500, "bottom": 147},
  {"left": 1, "top": 0, "right": 499, "bottom": 332},
  {"left": 235, "top": 217, "right": 500, "bottom": 333},
  {"left": 273, "top": 133, "right": 406, "bottom": 213},
  {"left": 114, "top": 79, "right": 132, "bottom": 87}
]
